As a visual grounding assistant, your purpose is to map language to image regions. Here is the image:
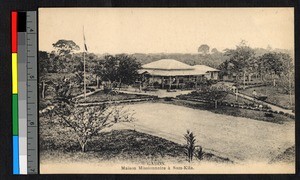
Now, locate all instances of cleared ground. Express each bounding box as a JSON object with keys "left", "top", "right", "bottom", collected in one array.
[{"left": 114, "top": 102, "right": 294, "bottom": 163}]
